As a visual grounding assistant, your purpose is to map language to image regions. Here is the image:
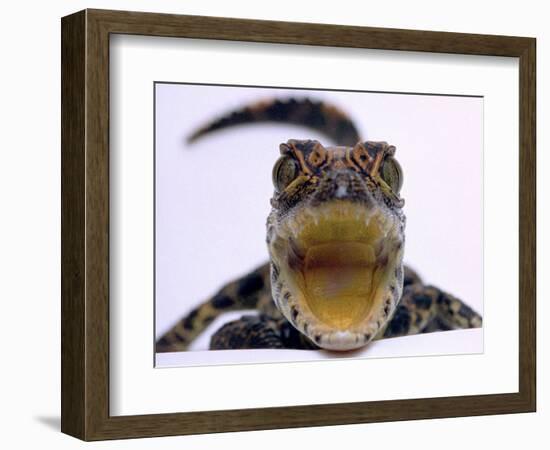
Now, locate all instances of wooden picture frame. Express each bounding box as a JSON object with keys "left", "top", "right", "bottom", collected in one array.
[{"left": 61, "top": 8, "right": 536, "bottom": 441}]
